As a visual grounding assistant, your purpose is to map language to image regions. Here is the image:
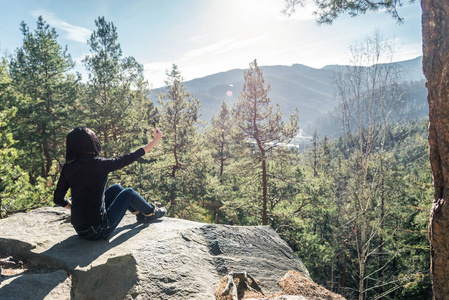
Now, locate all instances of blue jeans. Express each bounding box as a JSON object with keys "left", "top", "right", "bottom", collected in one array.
[{"left": 76, "top": 184, "right": 154, "bottom": 240}]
